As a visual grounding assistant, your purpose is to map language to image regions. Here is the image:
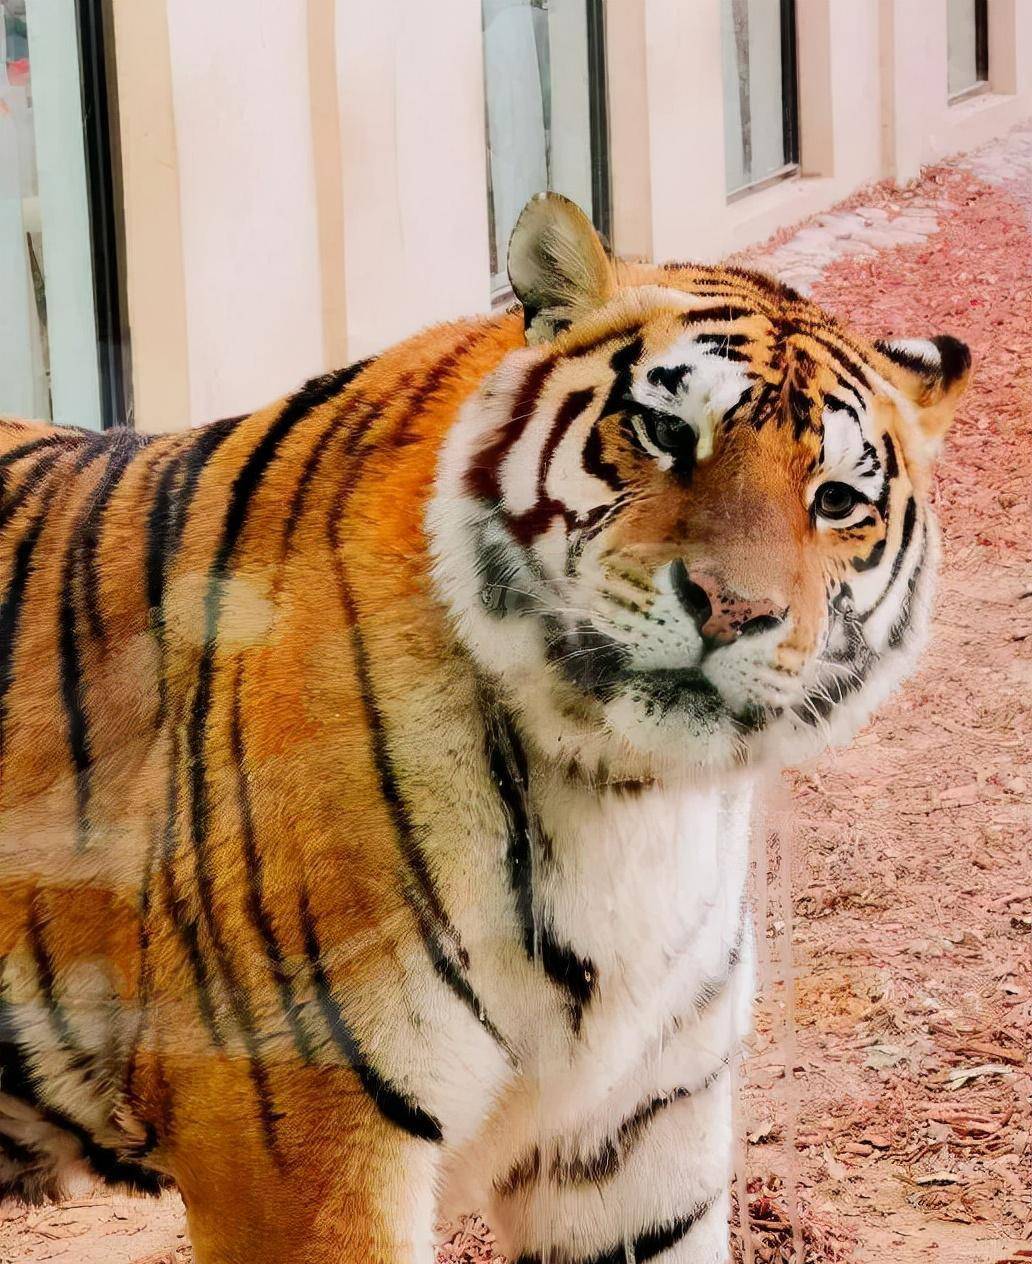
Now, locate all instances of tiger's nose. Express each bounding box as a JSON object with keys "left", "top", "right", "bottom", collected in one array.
[{"left": 670, "top": 563, "right": 787, "bottom": 648}]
